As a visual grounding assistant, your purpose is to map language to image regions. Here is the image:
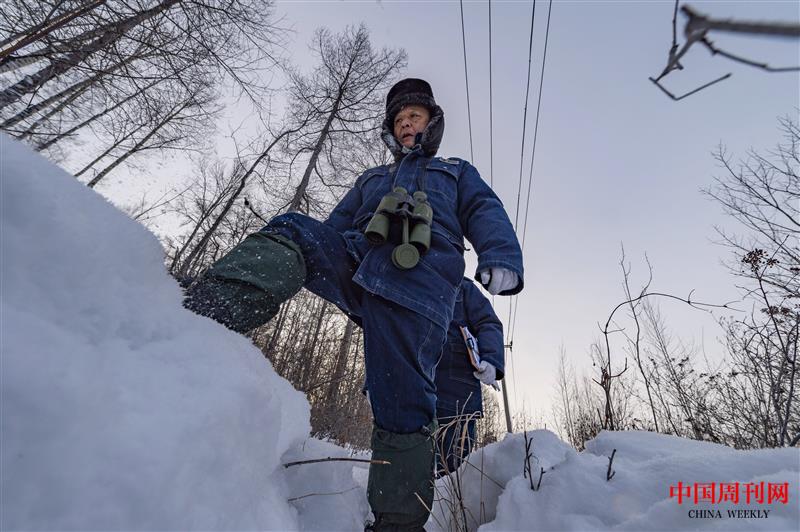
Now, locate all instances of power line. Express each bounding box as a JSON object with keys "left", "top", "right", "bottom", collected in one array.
[
  {"left": 488, "top": 0, "right": 494, "bottom": 188},
  {"left": 513, "top": 0, "right": 537, "bottom": 233},
  {"left": 487, "top": 1, "right": 500, "bottom": 406},
  {"left": 459, "top": 0, "right": 474, "bottom": 162},
  {"left": 506, "top": 0, "right": 537, "bottom": 420},
  {"left": 506, "top": 0, "right": 554, "bottom": 413},
  {"left": 520, "top": 0, "right": 553, "bottom": 251}
]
